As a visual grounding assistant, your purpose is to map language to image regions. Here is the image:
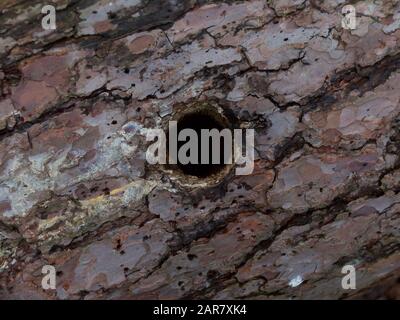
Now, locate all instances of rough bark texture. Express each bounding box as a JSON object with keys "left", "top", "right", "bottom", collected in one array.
[{"left": 0, "top": 0, "right": 399, "bottom": 300}]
